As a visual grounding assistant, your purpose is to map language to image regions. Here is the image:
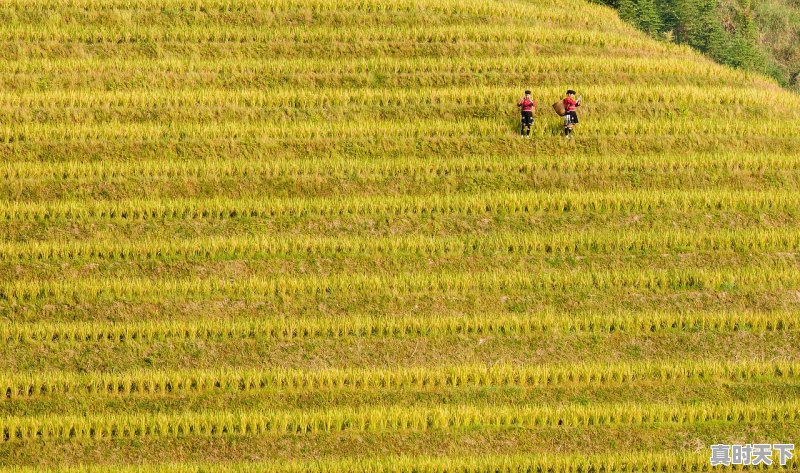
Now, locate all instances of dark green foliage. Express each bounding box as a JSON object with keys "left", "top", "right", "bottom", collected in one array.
[
  {"left": 636, "top": 0, "right": 662, "bottom": 35},
  {"left": 593, "top": 0, "right": 798, "bottom": 88},
  {"left": 618, "top": 0, "right": 637, "bottom": 23}
]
